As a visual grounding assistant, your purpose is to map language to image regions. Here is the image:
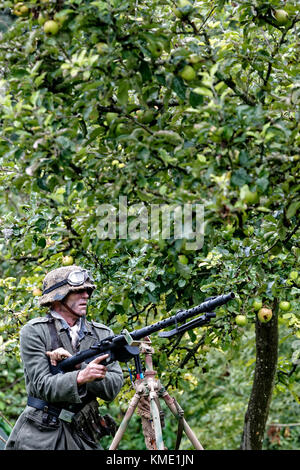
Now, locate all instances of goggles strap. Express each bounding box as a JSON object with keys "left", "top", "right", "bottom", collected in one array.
[
  {"left": 43, "top": 279, "right": 68, "bottom": 295},
  {"left": 42, "top": 272, "right": 92, "bottom": 295}
]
